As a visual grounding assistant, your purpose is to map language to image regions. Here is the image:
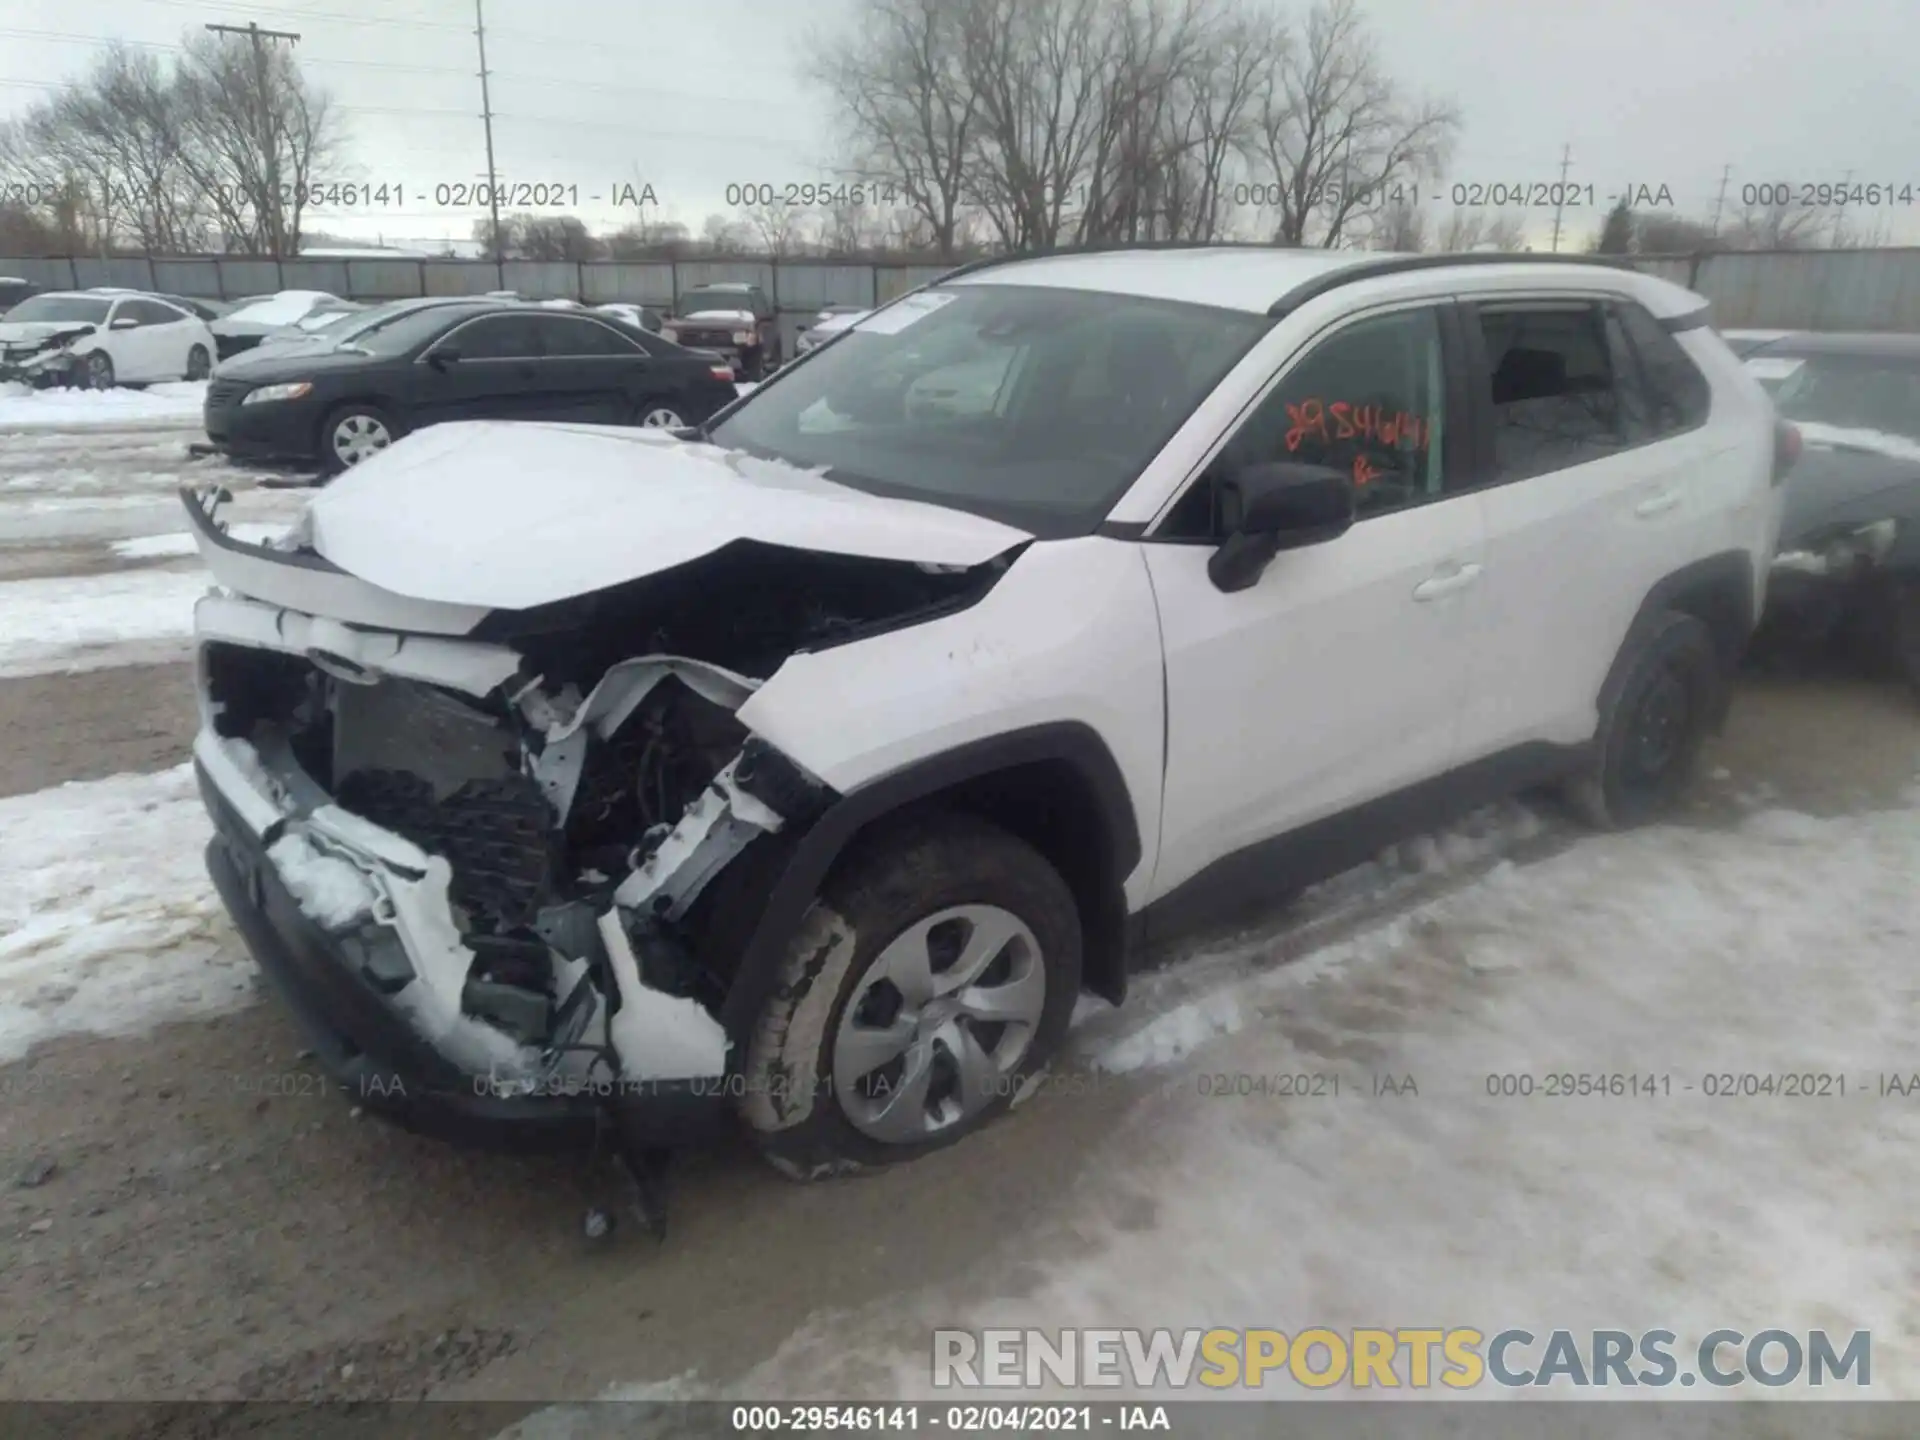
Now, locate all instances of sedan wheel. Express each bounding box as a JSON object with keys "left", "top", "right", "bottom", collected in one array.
[
  {"left": 638, "top": 404, "right": 686, "bottom": 428},
  {"left": 328, "top": 411, "right": 393, "bottom": 470},
  {"left": 82, "top": 351, "right": 115, "bottom": 390},
  {"left": 185, "top": 345, "right": 212, "bottom": 381}
]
